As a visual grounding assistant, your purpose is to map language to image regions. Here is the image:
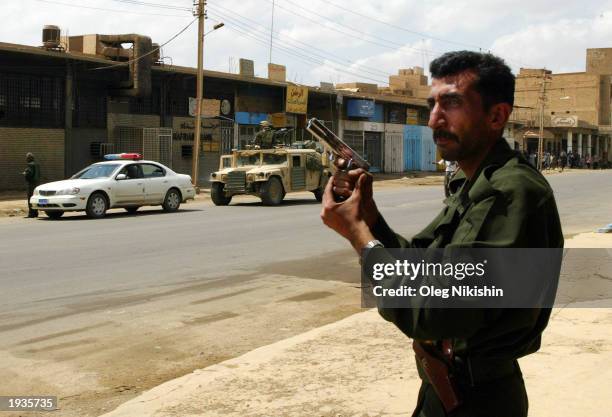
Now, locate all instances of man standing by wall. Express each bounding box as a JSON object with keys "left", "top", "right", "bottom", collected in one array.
[
  {"left": 321, "top": 51, "right": 563, "bottom": 417},
  {"left": 23, "top": 152, "right": 40, "bottom": 218}
]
